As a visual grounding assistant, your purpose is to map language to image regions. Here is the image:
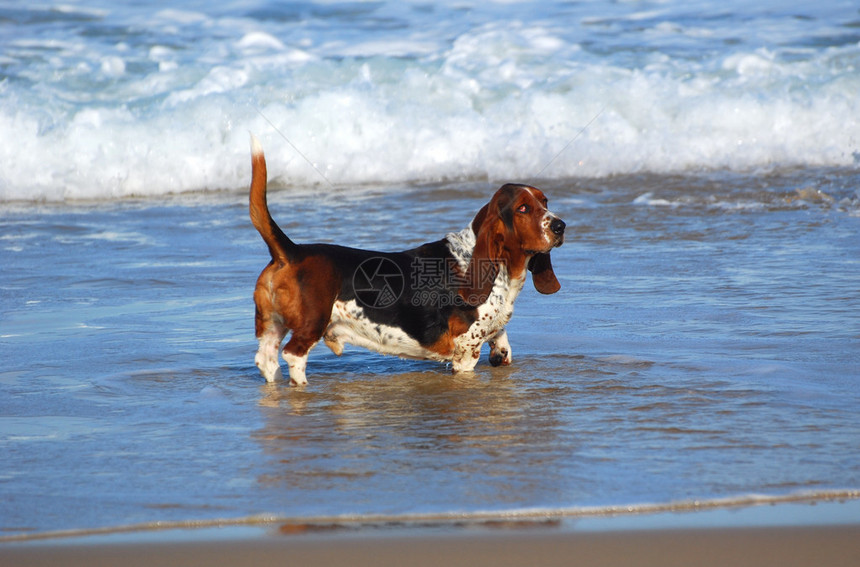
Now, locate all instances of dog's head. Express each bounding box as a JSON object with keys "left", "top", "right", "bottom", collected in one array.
[{"left": 461, "top": 184, "right": 565, "bottom": 305}]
